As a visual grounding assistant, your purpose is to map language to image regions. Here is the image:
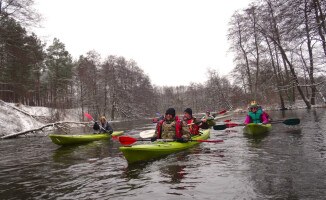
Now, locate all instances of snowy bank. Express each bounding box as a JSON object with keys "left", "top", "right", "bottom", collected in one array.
[{"left": 0, "top": 100, "right": 84, "bottom": 137}]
